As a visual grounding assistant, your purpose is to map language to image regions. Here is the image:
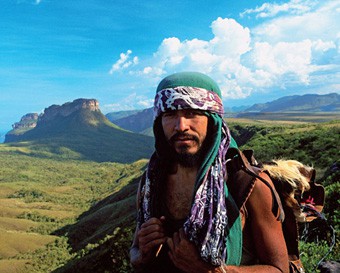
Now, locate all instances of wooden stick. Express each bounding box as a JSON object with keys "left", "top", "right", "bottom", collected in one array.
[{"left": 155, "top": 244, "right": 163, "bottom": 257}]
